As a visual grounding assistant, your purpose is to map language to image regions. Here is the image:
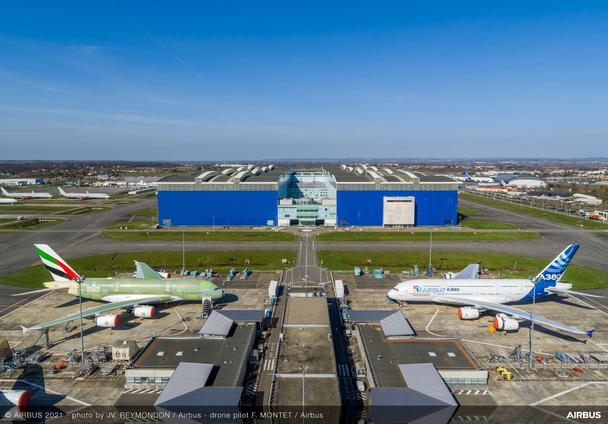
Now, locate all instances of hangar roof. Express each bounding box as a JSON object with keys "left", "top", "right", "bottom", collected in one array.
[{"left": 157, "top": 163, "right": 458, "bottom": 188}]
